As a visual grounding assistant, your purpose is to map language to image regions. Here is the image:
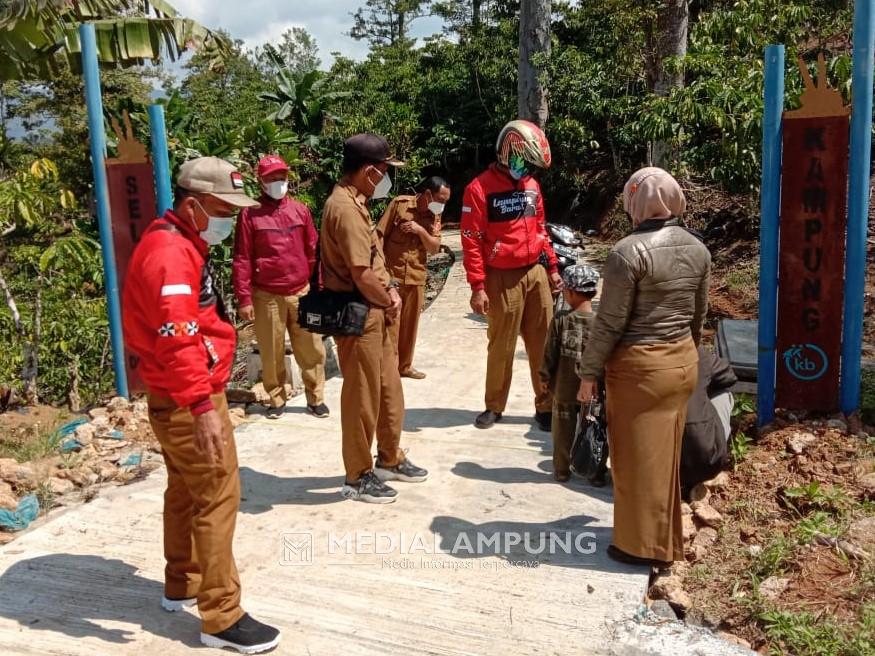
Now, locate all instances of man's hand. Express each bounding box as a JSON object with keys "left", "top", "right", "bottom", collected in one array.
[
  {"left": 470, "top": 289, "right": 490, "bottom": 315},
  {"left": 399, "top": 220, "right": 422, "bottom": 236},
  {"left": 550, "top": 272, "right": 564, "bottom": 293},
  {"left": 193, "top": 409, "right": 226, "bottom": 464},
  {"left": 239, "top": 305, "right": 255, "bottom": 322},
  {"left": 577, "top": 377, "right": 599, "bottom": 404},
  {"left": 386, "top": 287, "right": 402, "bottom": 322}
]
